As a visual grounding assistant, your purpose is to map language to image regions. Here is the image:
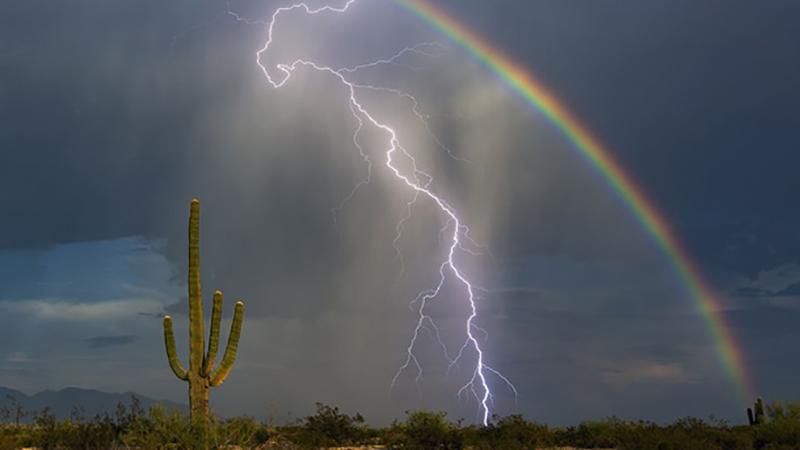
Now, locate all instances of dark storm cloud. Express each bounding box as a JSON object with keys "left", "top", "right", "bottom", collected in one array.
[
  {"left": 2, "top": 0, "right": 799, "bottom": 425},
  {"left": 774, "top": 283, "right": 800, "bottom": 297},
  {"left": 0, "top": 0, "right": 206, "bottom": 249},
  {"left": 0, "top": 0, "right": 440, "bottom": 317},
  {"left": 431, "top": 0, "right": 800, "bottom": 276},
  {"left": 734, "top": 282, "right": 800, "bottom": 299},
  {"left": 84, "top": 335, "right": 138, "bottom": 349},
  {"left": 733, "top": 286, "right": 772, "bottom": 298}
]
